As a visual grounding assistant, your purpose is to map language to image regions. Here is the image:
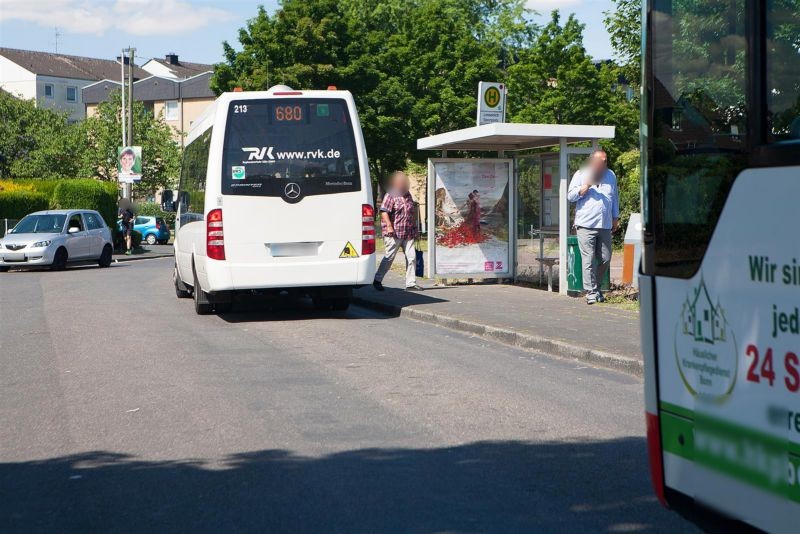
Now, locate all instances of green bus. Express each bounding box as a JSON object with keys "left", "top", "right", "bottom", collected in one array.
[{"left": 640, "top": 0, "right": 799, "bottom": 530}]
